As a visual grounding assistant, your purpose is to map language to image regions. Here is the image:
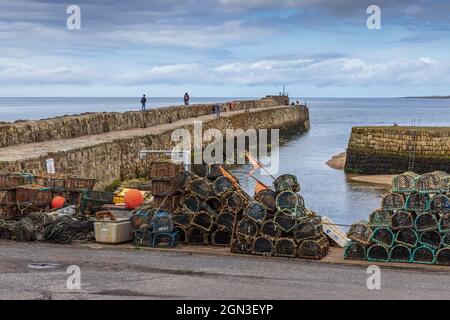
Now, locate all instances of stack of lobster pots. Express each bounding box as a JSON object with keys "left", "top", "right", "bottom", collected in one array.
[
  {"left": 346, "top": 171, "right": 450, "bottom": 265},
  {"left": 231, "top": 174, "right": 330, "bottom": 260}
]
